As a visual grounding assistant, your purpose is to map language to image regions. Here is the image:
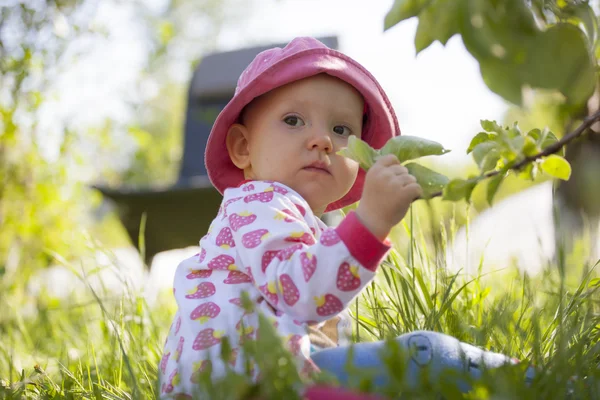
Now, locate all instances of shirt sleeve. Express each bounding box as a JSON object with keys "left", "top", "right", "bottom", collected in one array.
[{"left": 224, "top": 182, "right": 391, "bottom": 322}]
